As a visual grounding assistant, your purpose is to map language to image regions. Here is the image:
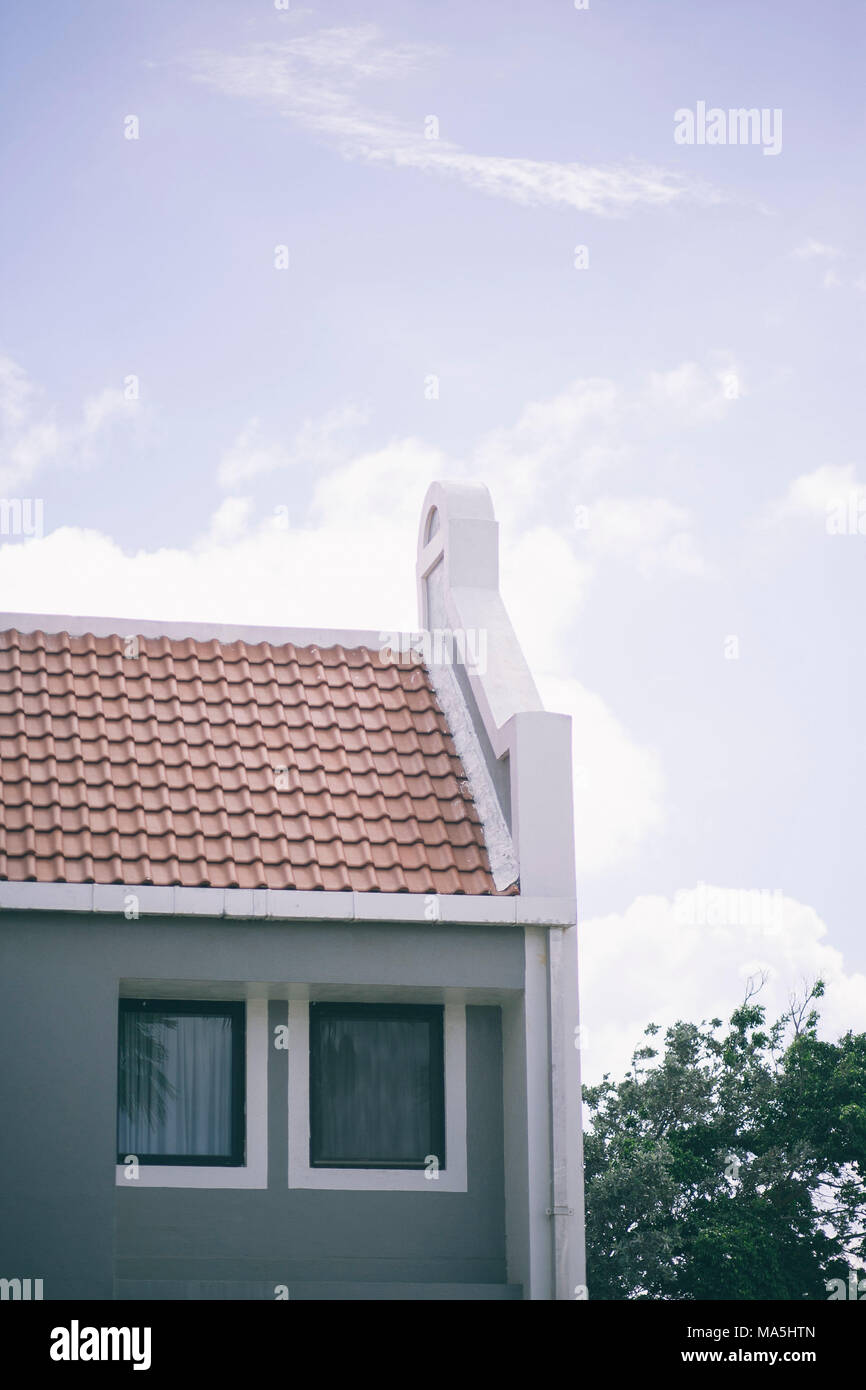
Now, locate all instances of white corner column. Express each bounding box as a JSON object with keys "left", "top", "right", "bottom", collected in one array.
[
  {"left": 415, "top": 479, "right": 585, "bottom": 1300},
  {"left": 548, "top": 921, "right": 586, "bottom": 1299}
]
